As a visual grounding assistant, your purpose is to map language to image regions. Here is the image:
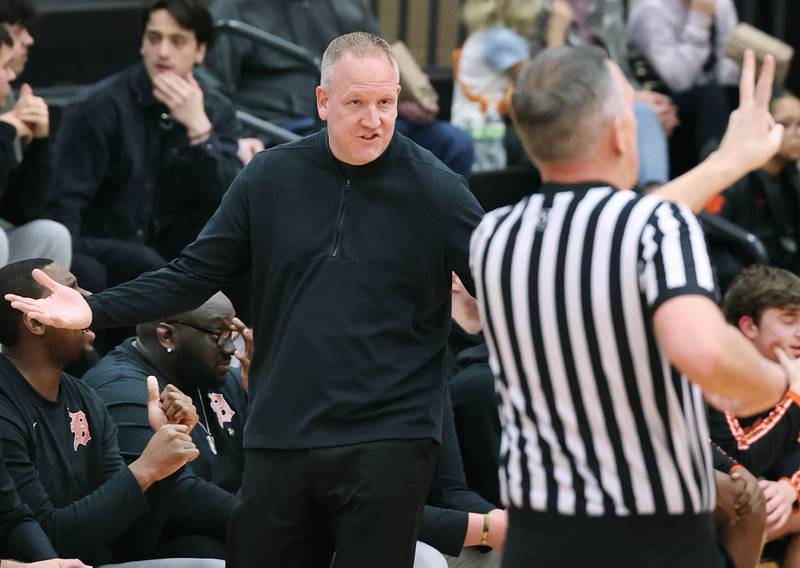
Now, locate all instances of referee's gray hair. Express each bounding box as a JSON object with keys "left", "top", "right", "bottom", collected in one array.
[
  {"left": 320, "top": 31, "right": 400, "bottom": 91},
  {"left": 511, "top": 46, "right": 626, "bottom": 163}
]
